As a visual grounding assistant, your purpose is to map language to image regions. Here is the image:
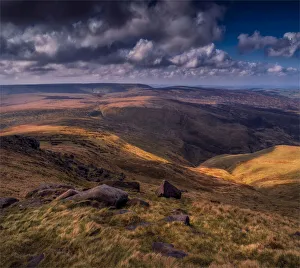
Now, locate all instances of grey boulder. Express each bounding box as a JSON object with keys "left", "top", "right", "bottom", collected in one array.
[{"left": 68, "top": 184, "right": 128, "bottom": 208}]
